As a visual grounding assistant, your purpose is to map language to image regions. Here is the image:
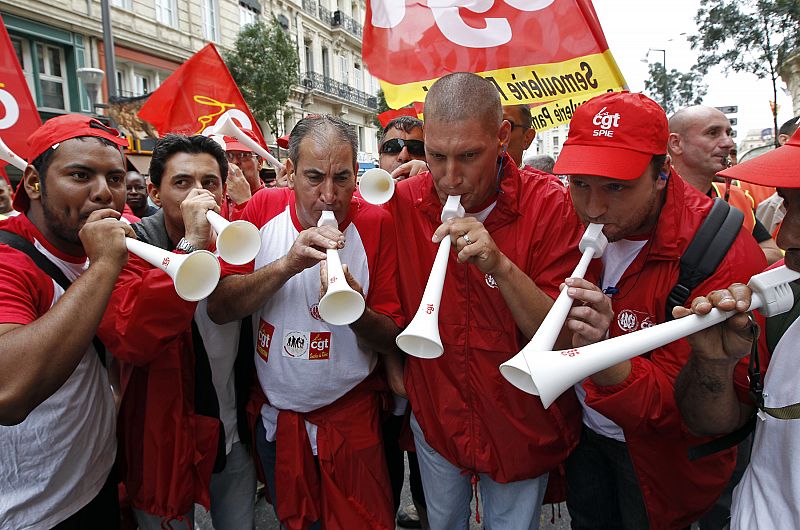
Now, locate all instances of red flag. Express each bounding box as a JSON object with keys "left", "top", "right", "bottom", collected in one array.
[
  {"left": 138, "top": 43, "right": 265, "bottom": 144},
  {"left": 363, "top": 0, "right": 626, "bottom": 131},
  {"left": 0, "top": 15, "right": 42, "bottom": 162},
  {"left": 377, "top": 107, "right": 419, "bottom": 128}
]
